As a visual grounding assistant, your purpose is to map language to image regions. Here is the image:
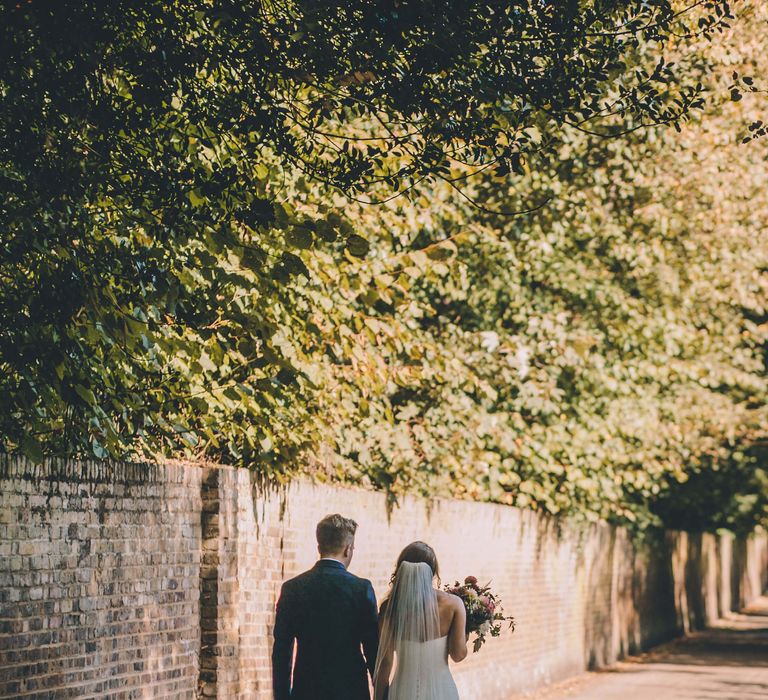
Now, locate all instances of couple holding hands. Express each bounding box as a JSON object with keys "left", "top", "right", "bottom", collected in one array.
[{"left": 272, "top": 513, "right": 468, "bottom": 700}]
